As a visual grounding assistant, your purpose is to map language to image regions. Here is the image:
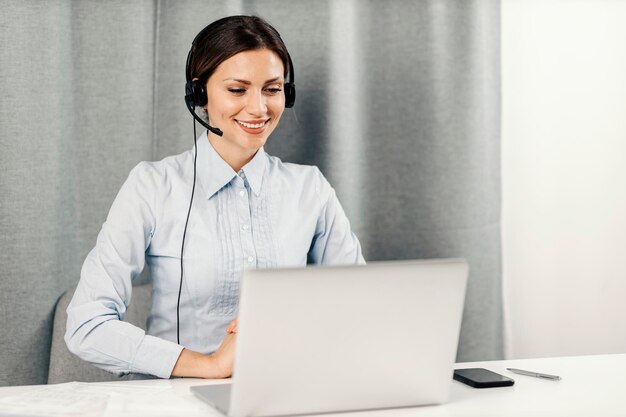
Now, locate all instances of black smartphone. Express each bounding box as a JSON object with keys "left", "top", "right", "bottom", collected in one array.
[{"left": 453, "top": 368, "right": 515, "bottom": 388}]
